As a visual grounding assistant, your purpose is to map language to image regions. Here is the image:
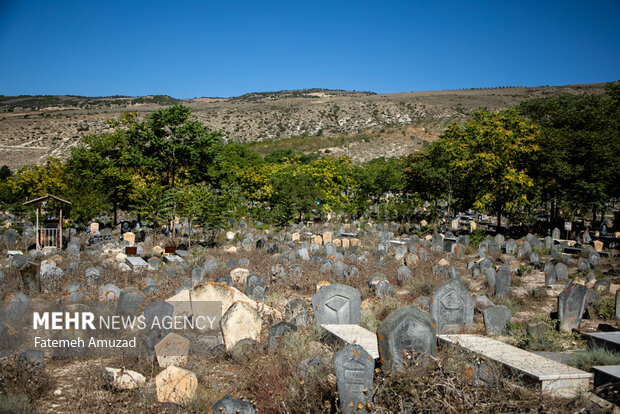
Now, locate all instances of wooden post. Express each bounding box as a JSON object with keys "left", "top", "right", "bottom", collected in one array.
[
  {"left": 35, "top": 206, "right": 40, "bottom": 250},
  {"left": 59, "top": 205, "right": 63, "bottom": 249}
]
